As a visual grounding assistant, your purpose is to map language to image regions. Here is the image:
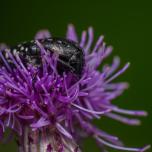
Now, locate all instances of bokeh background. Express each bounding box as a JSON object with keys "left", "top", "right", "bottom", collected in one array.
[{"left": 0, "top": 0, "right": 151, "bottom": 151}]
